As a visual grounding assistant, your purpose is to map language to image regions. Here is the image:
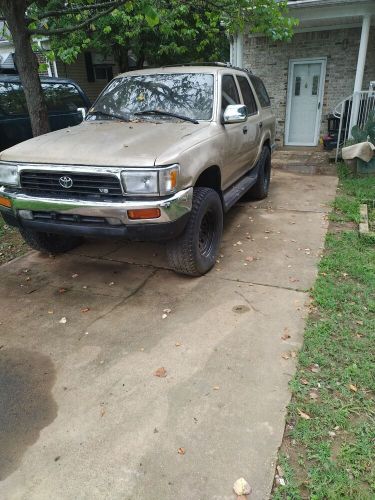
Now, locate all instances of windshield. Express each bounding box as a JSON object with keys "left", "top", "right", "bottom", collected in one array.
[{"left": 88, "top": 73, "right": 214, "bottom": 122}]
